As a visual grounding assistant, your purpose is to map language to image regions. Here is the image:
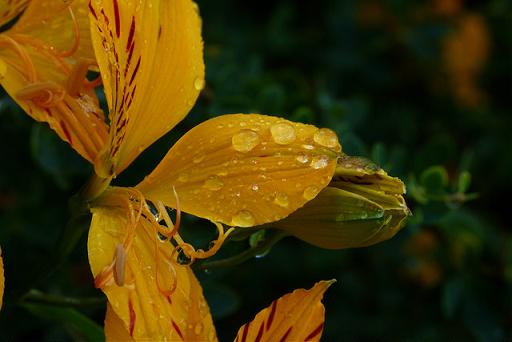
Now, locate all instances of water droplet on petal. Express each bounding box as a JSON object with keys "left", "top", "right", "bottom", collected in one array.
[
  {"left": 194, "top": 322, "right": 203, "bottom": 335},
  {"left": 303, "top": 185, "right": 320, "bottom": 200},
  {"left": 232, "top": 130, "right": 260, "bottom": 152},
  {"left": 232, "top": 210, "right": 255, "bottom": 227},
  {"left": 251, "top": 184, "right": 259, "bottom": 191},
  {"left": 194, "top": 77, "right": 205, "bottom": 90},
  {"left": 314, "top": 128, "right": 340, "bottom": 151},
  {"left": 274, "top": 192, "right": 289, "bottom": 207},
  {"left": 303, "top": 144, "right": 314, "bottom": 150},
  {"left": 296, "top": 153, "right": 310, "bottom": 164},
  {"left": 203, "top": 175, "right": 224, "bottom": 191},
  {"left": 310, "top": 155, "right": 329, "bottom": 169},
  {"left": 270, "top": 122, "right": 296, "bottom": 145}
]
